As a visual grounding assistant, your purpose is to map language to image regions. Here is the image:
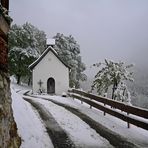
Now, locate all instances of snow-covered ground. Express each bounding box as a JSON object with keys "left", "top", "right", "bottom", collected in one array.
[
  {"left": 11, "top": 83, "right": 112, "bottom": 147},
  {"left": 28, "top": 97, "right": 113, "bottom": 147},
  {"left": 33, "top": 95, "right": 148, "bottom": 147},
  {"left": 11, "top": 83, "right": 148, "bottom": 147},
  {"left": 11, "top": 84, "right": 54, "bottom": 148}
]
